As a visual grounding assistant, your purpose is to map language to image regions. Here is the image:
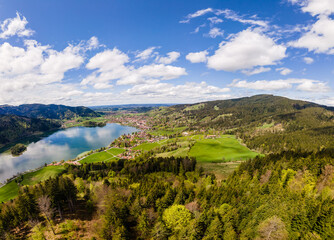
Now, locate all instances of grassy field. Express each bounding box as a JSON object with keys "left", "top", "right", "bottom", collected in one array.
[
  {"left": 198, "top": 161, "right": 242, "bottom": 180},
  {"left": 189, "top": 135, "right": 260, "bottom": 162},
  {"left": 0, "top": 165, "right": 65, "bottom": 202},
  {"left": 80, "top": 148, "right": 125, "bottom": 164},
  {"left": 133, "top": 142, "right": 160, "bottom": 151},
  {"left": 107, "top": 148, "right": 125, "bottom": 156}
]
